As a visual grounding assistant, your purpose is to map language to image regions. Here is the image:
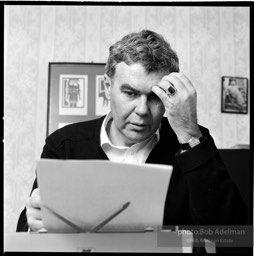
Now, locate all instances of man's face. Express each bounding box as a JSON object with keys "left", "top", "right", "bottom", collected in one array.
[
  {"left": 106, "top": 62, "right": 166, "bottom": 147},
  {"left": 230, "top": 80, "right": 236, "bottom": 86}
]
